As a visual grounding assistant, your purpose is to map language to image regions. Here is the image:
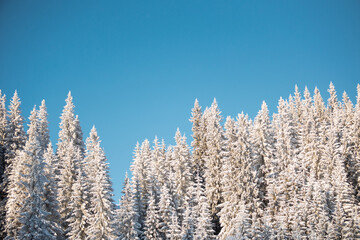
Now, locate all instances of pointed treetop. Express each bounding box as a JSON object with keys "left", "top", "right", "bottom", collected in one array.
[
  {"left": 64, "top": 91, "right": 74, "bottom": 111},
  {"left": 13, "top": 90, "right": 19, "bottom": 101},
  {"left": 342, "top": 91, "right": 353, "bottom": 109},
  {"left": 304, "top": 86, "right": 311, "bottom": 99},
  {"left": 194, "top": 98, "right": 199, "bottom": 107},
  {"left": 40, "top": 99, "right": 46, "bottom": 108},
  {"left": 294, "top": 85, "right": 300, "bottom": 96},
  {"left": 327, "top": 82, "right": 338, "bottom": 109},
  {"left": 211, "top": 98, "right": 218, "bottom": 108},
  {"left": 175, "top": 128, "right": 182, "bottom": 144},
  {"left": 90, "top": 125, "right": 98, "bottom": 137},
  {"left": 27, "top": 106, "right": 39, "bottom": 140},
  {"left": 38, "top": 99, "right": 48, "bottom": 121},
  {"left": 261, "top": 101, "right": 268, "bottom": 113},
  {"left": 9, "top": 90, "right": 21, "bottom": 110}
]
